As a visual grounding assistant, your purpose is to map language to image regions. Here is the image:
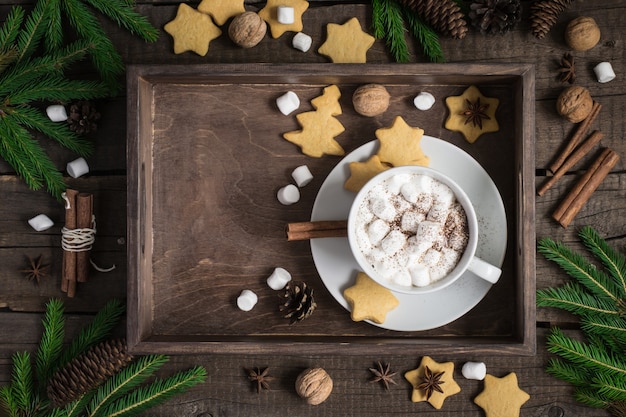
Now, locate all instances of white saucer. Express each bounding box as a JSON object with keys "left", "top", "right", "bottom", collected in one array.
[{"left": 310, "top": 137, "right": 507, "bottom": 331}]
